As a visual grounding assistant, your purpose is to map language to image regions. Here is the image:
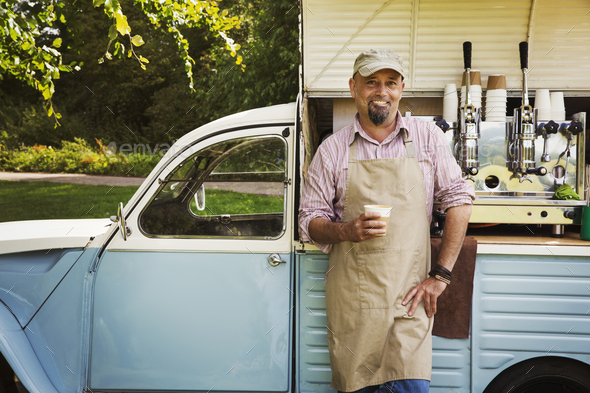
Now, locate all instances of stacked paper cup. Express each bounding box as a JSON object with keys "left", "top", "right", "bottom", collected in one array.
[
  {"left": 485, "top": 74, "right": 507, "bottom": 122},
  {"left": 460, "top": 70, "right": 482, "bottom": 108},
  {"left": 443, "top": 83, "right": 458, "bottom": 123},
  {"left": 534, "top": 89, "right": 552, "bottom": 121},
  {"left": 551, "top": 92, "right": 566, "bottom": 121}
]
